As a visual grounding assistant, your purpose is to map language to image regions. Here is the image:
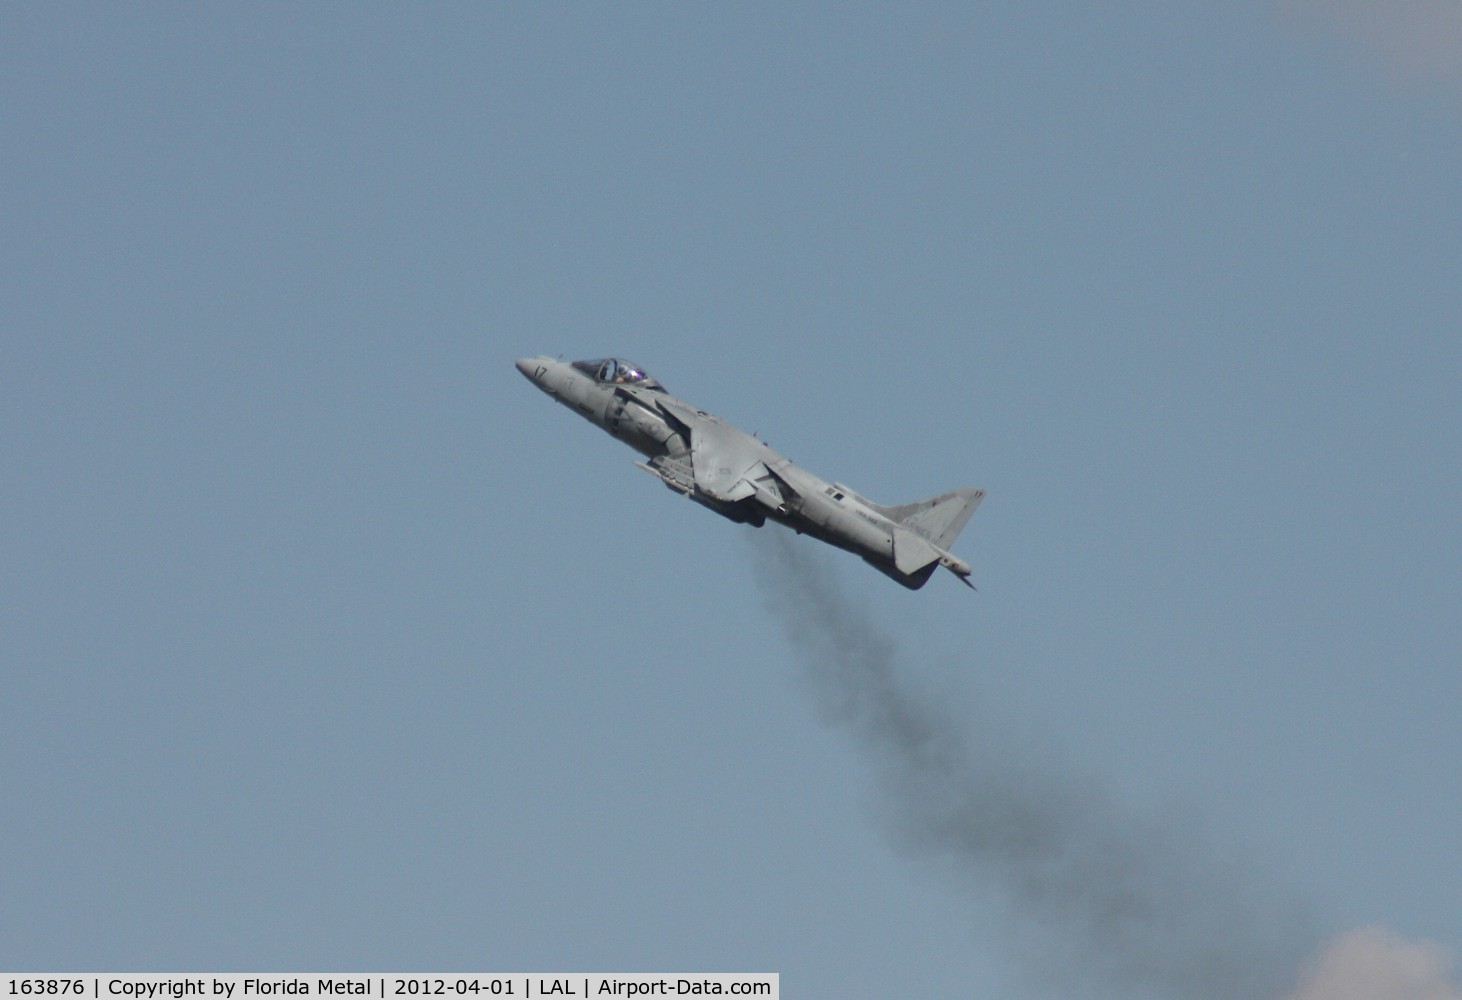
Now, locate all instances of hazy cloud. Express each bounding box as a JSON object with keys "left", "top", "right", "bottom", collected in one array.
[
  {"left": 1285, "top": 927, "right": 1462, "bottom": 1000},
  {"left": 1281, "top": 0, "right": 1462, "bottom": 80}
]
